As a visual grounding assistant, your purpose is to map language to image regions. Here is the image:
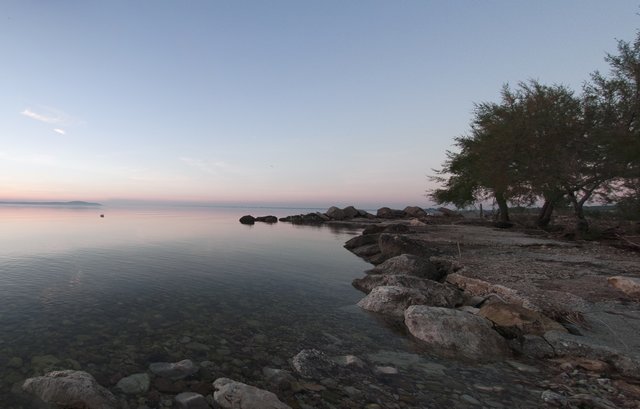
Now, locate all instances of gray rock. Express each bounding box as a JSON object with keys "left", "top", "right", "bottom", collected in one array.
[
  {"left": 374, "top": 366, "right": 398, "bottom": 375},
  {"left": 357, "top": 285, "right": 462, "bottom": 317},
  {"left": 149, "top": 359, "right": 198, "bottom": 380},
  {"left": 354, "top": 274, "right": 430, "bottom": 293},
  {"left": 213, "top": 377, "right": 291, "bottom": 409},
  {"left": 116, "top": 373, "right": 151, "bottom": 395},
  {"left": 342, "top": 206, "right": 359, "bottom": 219},
  {"left": 365, "top": 254, "right": 443, "bottom": 280},
  {"left": 343, "top": 385, "right": 363, "bottom": 399},
  {"left": 239, "top": 215, "right": 255, "bottom": 225},
  {"left": 404, "top": 305, "right": 511, "bottom": 361},
  {"left": 255, "top": 216, "right": 278, "bottom": 223},
  {"left": 332, "top": 355, "right": 366, "bottom": 369},
  {"left": 262, "top": 367, "right": 295, "bottom": 391},
  {"left": 541, "top": 389, "right": 566, "bottom": 405},
  {"left": 350, "top": 244, "right": 381, "bottom": 257},
  {"left": 31, "top": 355, "right": 61, "bottom": 373},
  {"left": 344, "top": 234, "right": 380, "bottom": 250},
  {"left": 403, "top": 206, "right": 427, "bottom": 218},
  {"left": 175, "top": 392, "right": 210, "bottom": 409},
  {"left": 376, "top": 207, "right": 406, "bottom": 219},
  {"left": 326, "top": 206, "right": 345, "bottom": 220},
  {"left": 22, "top": 370, "right": 117, "bottom": 409},
  {"left": 543, "top": 331, "right": 640, "bottom": 378},
  {"left": 378, "top": 234, "right": 439, "bottom": 260},
  {"left": 116, "top": 373, "right": 150, "bottom": 395},
  {"left": 291, "top": 349, "right": 338, "bottom": 379},
  {"left": 509, "top": 334, "right": 556, "bottom": 358}
]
